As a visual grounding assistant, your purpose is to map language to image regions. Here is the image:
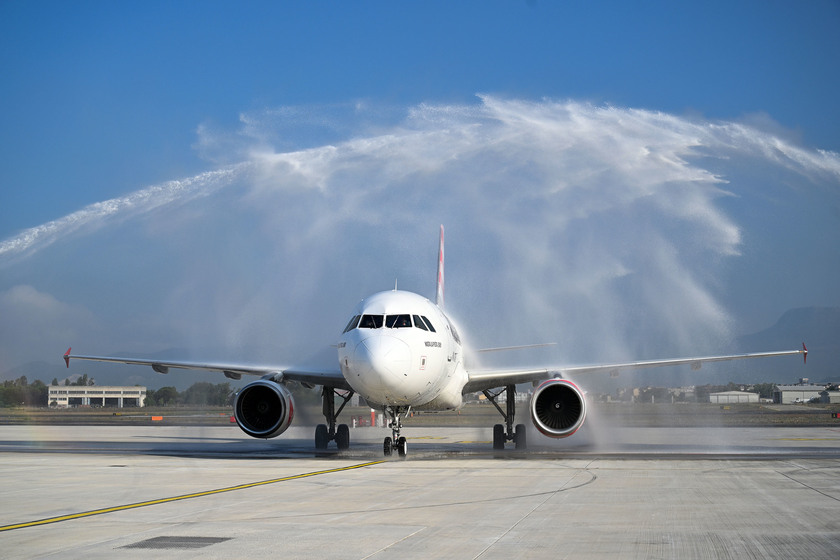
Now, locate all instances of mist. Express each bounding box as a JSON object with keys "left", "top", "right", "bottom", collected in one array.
[{"left": 1, "top": 96, "right": 838, "bottom": 387}]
